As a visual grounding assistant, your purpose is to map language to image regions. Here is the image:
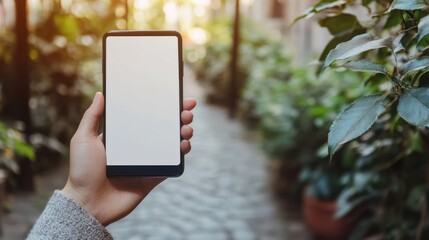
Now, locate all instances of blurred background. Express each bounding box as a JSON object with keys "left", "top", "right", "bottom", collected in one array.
[{"left": 1, "top": 0, "right": 429, "bottom": 239}]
